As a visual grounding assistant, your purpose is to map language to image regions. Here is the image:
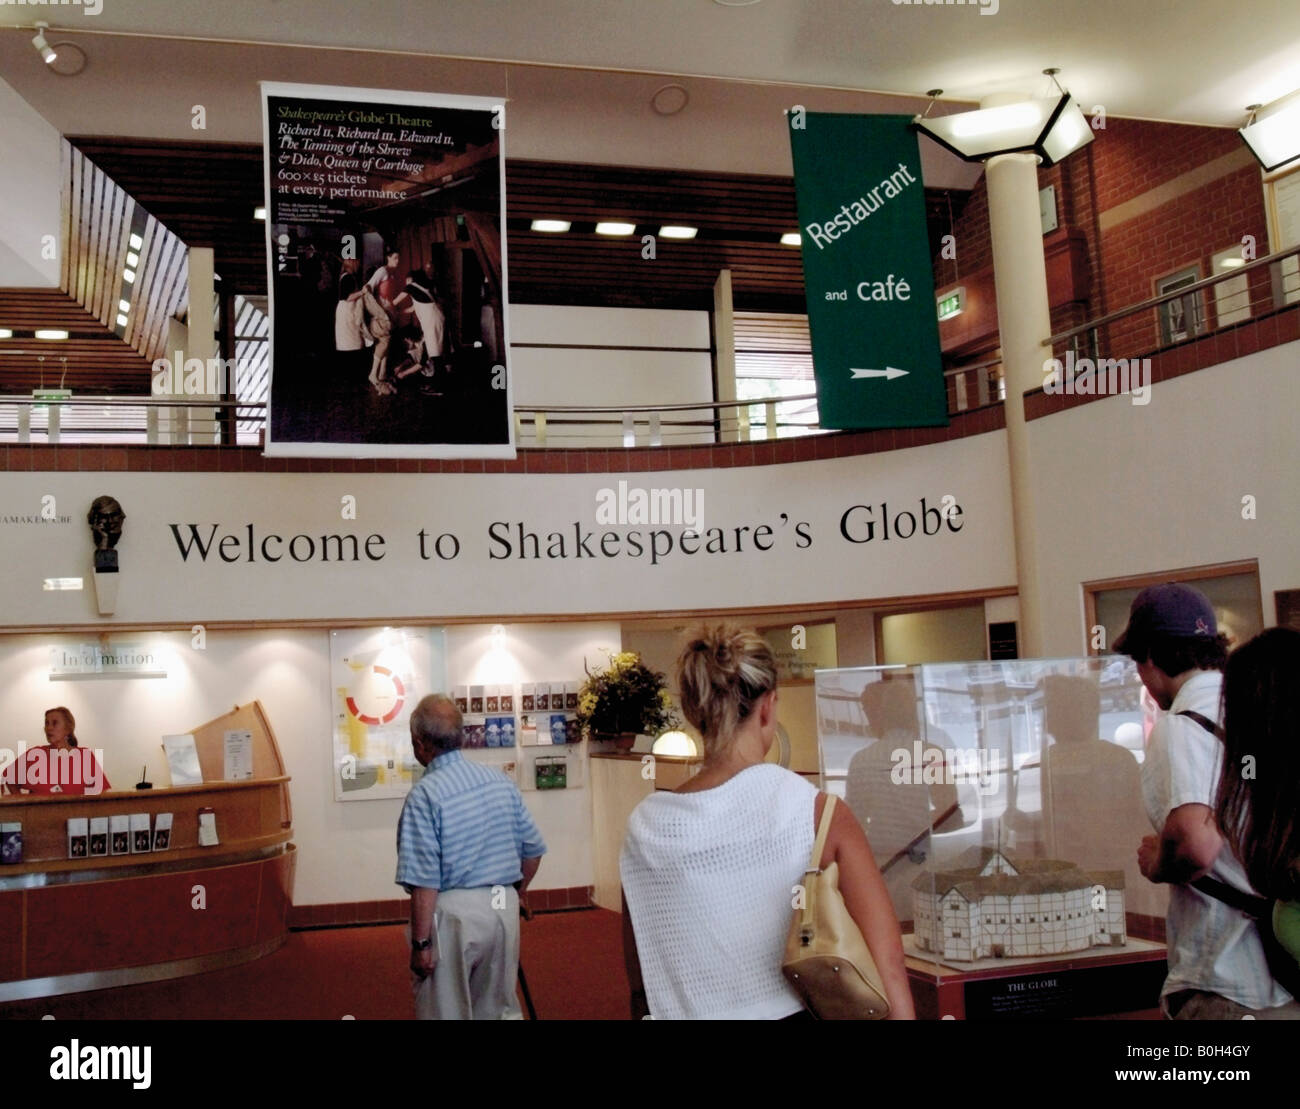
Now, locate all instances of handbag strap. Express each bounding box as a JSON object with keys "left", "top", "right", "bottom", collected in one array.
[{"left": 808, "top": 794, "right": 837, "bottom": 874}]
